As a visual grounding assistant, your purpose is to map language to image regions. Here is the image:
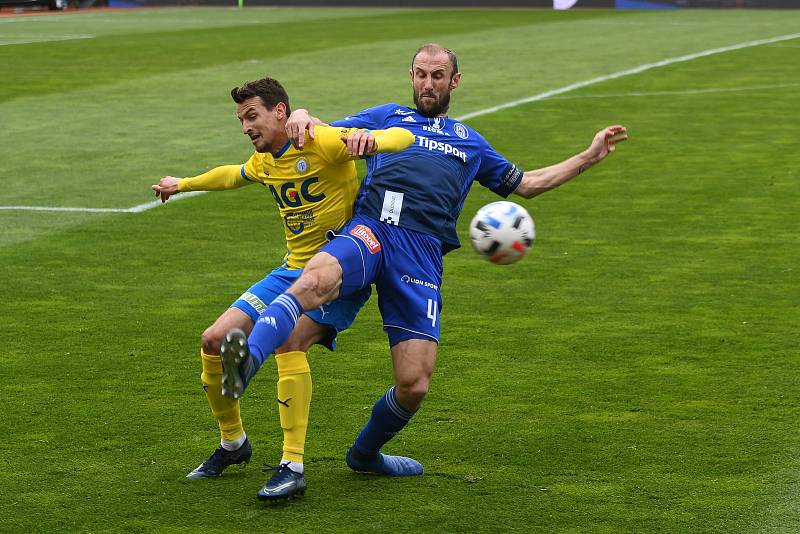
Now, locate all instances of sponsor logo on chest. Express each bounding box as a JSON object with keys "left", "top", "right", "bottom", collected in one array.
[{"left": 416, "top": 135, "right": 468, "bottom": 163}]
